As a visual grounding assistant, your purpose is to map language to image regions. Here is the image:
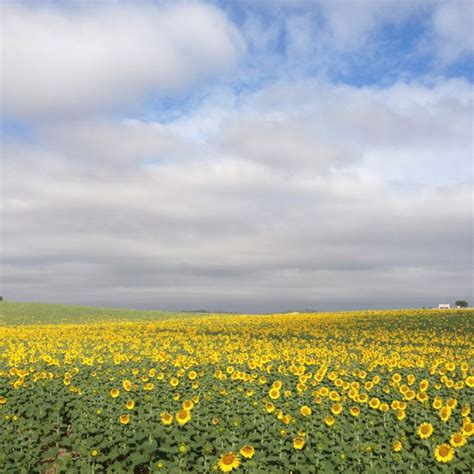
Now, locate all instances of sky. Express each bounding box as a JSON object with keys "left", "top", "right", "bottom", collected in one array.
[{"left": 1, "top": 0, "right": 473, "bottom": 312}]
